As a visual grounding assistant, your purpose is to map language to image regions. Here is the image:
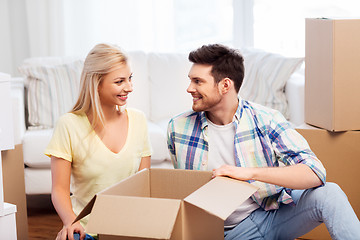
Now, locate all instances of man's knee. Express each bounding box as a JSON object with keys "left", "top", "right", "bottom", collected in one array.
[
  {"left": 322, "top": 182, "right": 346, "bottom": 197},
  {"left": 308, "top": 182, "right": 347, "bottom": 204}
]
